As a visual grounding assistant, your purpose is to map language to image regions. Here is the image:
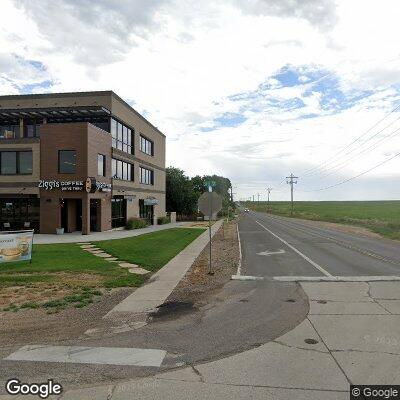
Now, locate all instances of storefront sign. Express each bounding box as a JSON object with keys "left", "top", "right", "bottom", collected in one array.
[
  {"left": 39, "top": 179, "right": 111, "bottom": 193},
  {"left": 144, "top": 198, "right": 159, "bottom": 206},
  {"left": 0, "top": 230, "right": 34, "bottom": 263}
]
